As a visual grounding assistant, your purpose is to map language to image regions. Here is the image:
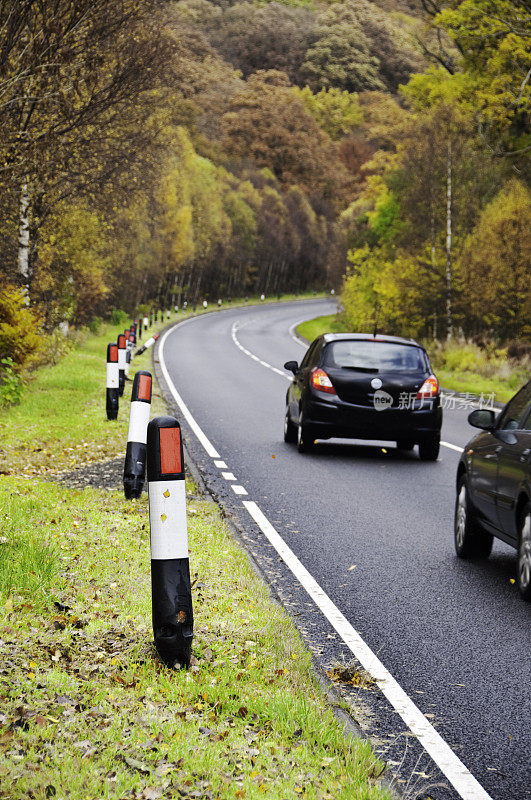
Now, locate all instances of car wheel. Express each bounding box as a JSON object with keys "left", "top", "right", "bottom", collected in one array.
[
  {"left": 396, "top": 439, "right": 414, "bottom": 451},
  {"left": 284, "top": 407, "right": 297, "bottom": 444},
  {"left": 297, "top": 414, "right": 315, "bottom": 453},
  {"left": 454, "top": 475, "right": 493, "bottom": 559},
  {"left": 517, "top": 503, "right": 531, "bottom": 601},
  {"left": 418, "top": 434, "right": 440, "bottom": 461}
]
